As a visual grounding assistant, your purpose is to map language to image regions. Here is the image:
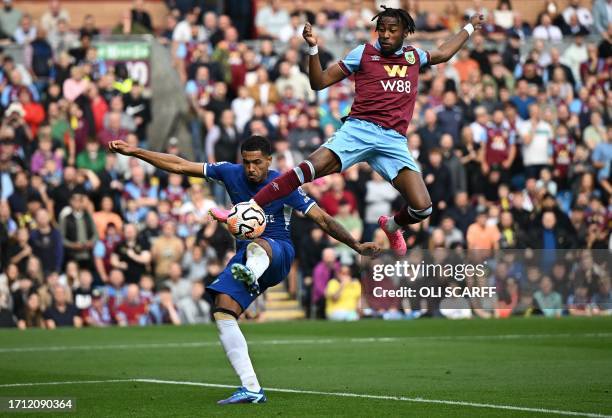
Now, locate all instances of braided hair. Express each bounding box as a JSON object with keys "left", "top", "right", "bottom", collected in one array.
[{"left": 371, "top": 5, "right": 416, "bottom": 35}]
